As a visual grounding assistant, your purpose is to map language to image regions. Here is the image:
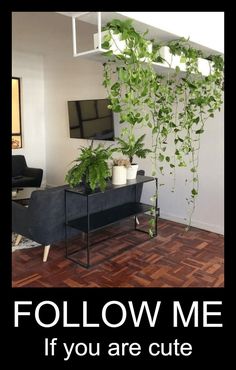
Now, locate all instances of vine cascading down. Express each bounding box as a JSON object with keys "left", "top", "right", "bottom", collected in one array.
[{"left": 102, "top": 19, "right": 224, "bottom": 232}]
